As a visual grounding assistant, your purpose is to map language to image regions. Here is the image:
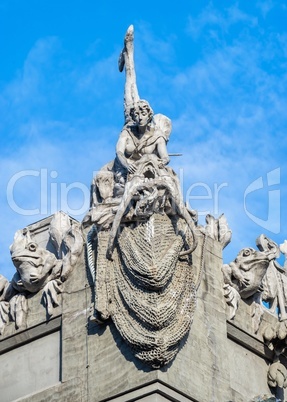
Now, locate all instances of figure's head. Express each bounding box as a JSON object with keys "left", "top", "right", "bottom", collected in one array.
[
  {"left": 95, "top": 170, "right": 114, "bottom": 202},
  {"left": 130, "top": 100, "right": 153, "bottom": 127}
]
